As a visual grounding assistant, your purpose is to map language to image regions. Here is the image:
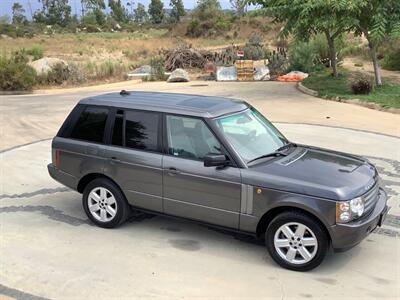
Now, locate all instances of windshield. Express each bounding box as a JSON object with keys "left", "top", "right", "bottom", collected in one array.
[{"left": 214, "top": 108, "right": 288, "bottom": 163}]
